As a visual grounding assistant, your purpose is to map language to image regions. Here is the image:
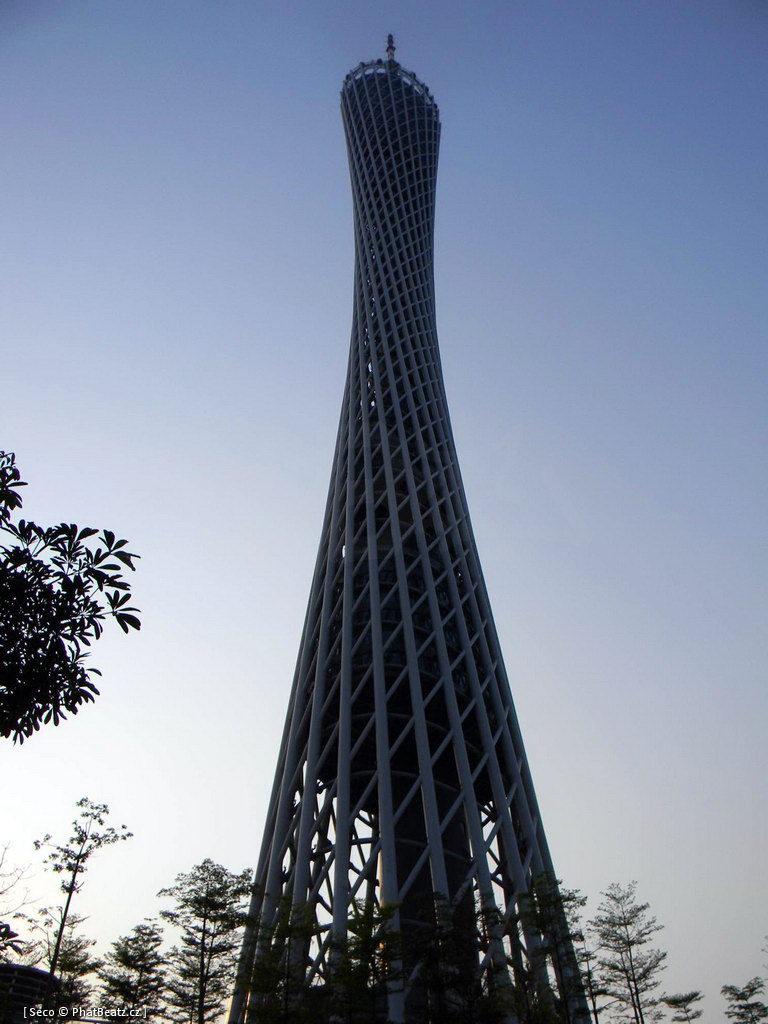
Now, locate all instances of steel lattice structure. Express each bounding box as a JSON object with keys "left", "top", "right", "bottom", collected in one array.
[{"left": 231, "top": 42, "right": 586, "bottom": 1024}]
